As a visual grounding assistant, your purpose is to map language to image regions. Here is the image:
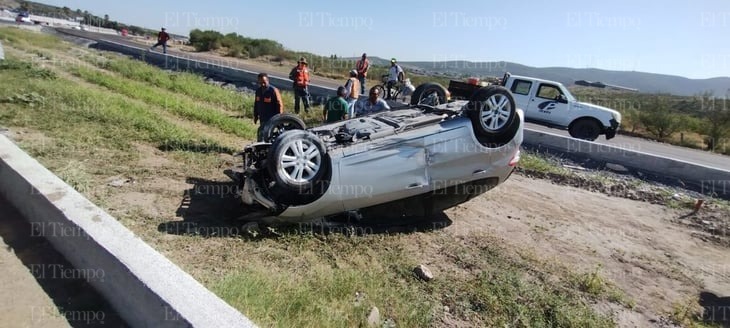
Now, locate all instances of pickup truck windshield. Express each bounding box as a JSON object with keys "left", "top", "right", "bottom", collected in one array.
[{"left": 562, "top": 88, "right": 576, "bottom": 102}]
